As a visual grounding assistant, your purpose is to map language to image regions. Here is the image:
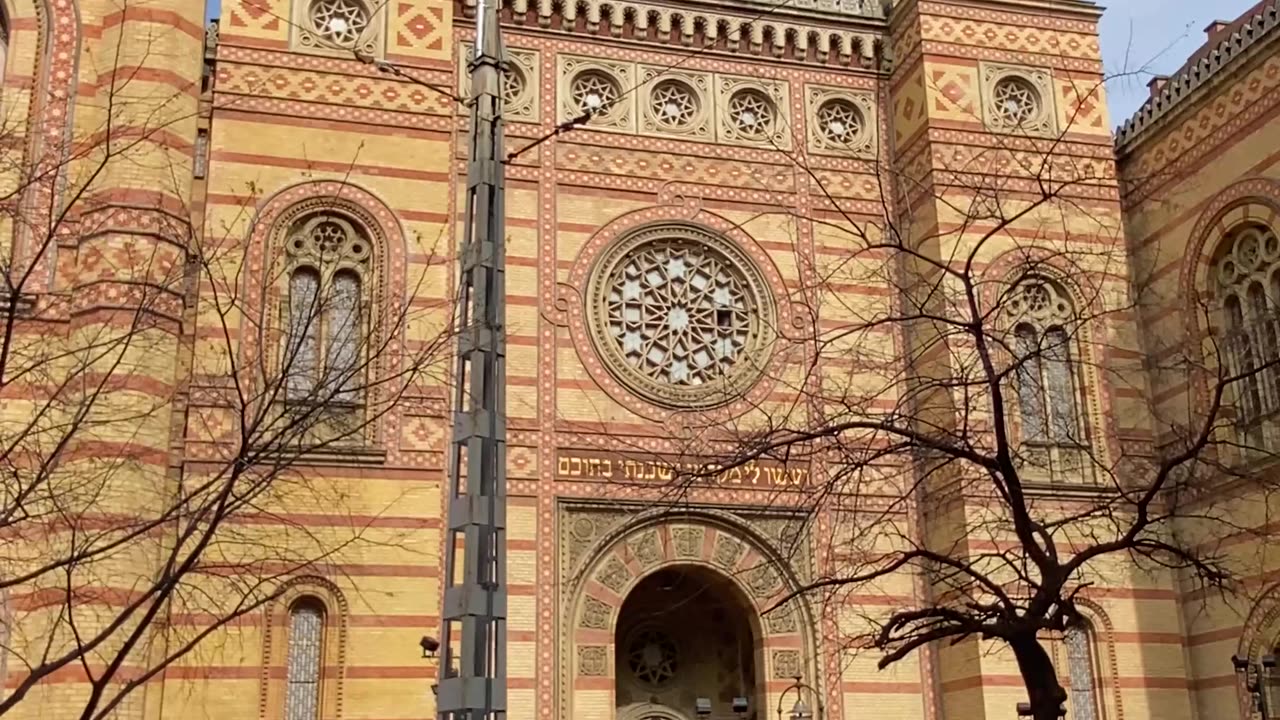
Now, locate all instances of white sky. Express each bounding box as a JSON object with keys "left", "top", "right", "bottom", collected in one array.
[{"left": 1100, "top": 0, "right": 1262, "bottom": 125}]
